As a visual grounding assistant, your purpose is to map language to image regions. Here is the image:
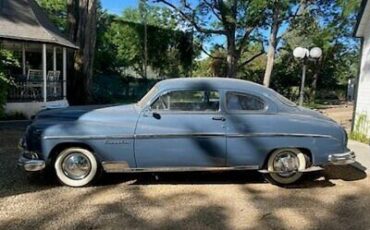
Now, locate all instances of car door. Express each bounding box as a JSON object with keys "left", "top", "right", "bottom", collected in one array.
[
  {"left": 134, "top": 89, "right": 226, "bottom": 168},
  {"left": 224, "top": 91, "right": 272, "bottom": 167}
]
